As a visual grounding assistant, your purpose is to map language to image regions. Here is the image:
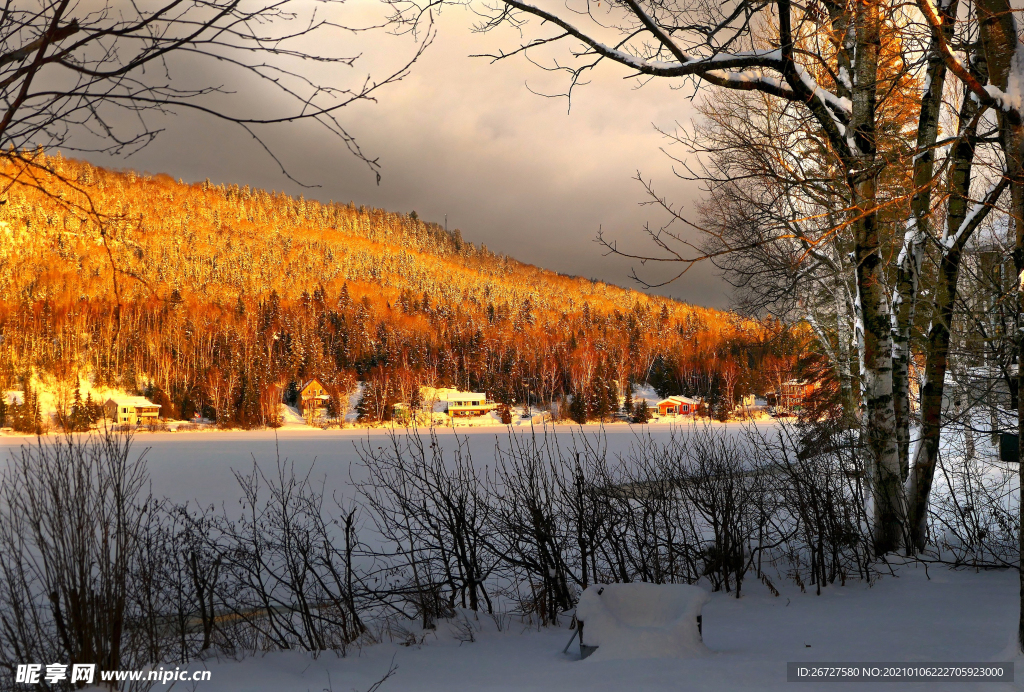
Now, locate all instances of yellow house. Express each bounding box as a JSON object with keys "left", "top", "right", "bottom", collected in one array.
[
  {"left": 299, "top": 379, "right": 330, "bottom": 416},
  {"left": 105, "top": 396, "right": 161, "bottom": 424},
  {"left": 443, "top": 392, "right": 494, "bottom": 417}
]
